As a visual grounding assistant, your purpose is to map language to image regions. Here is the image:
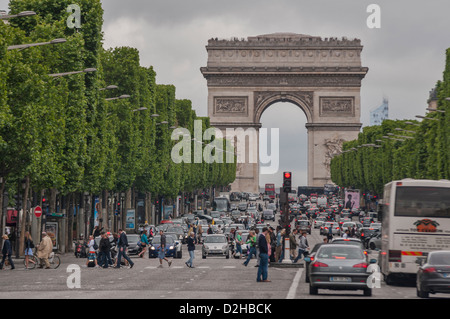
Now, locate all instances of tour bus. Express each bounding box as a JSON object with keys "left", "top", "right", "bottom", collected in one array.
[
  {"left": 379, "top": 179, "right": 450, "bottom": 284},
  {"left": 265, "top": 183, "right": 276, "bottom": 200}
]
